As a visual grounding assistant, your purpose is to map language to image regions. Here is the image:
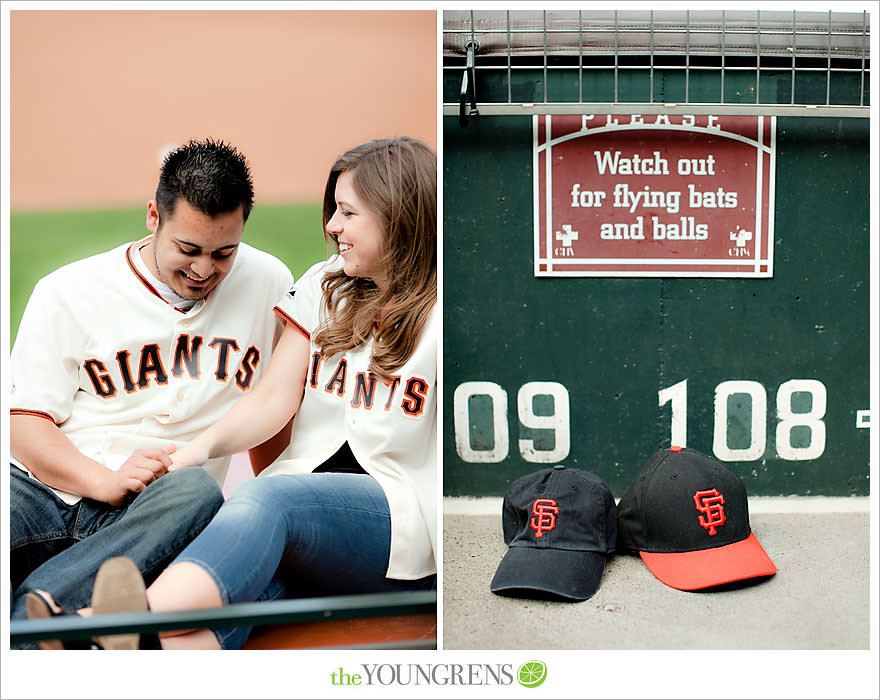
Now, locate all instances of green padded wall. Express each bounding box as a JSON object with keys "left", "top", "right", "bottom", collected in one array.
[{"left": 443, "top": 114, "right": 869, "bottom": 497}]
